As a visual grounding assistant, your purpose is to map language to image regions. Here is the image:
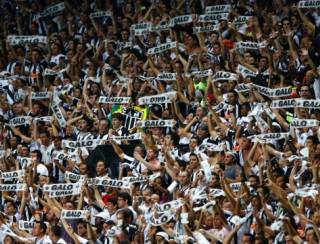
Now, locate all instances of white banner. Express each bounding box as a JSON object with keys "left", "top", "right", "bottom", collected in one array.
[
  {"left": 0, "top": 184, "right": 27, "bottom": 191},
  {"left": 0, "top": 170, "right": 25, "bottom": 180},
  {"left": 43, "top": 182, "right": 82, "bottom": 197},
  {"left": 157, "top": 72, "right": 177, "bottom": 81},
  {"left": 51, "top": 104, "right": 67, "bottom": 127},
  {"left": 290, "top": 119, "right": 319, "bottom": 128},
  {"left": 150, "top": 22, "right": 172, "bottom": 32},
  {"left": 199, "top": 13, "right": 229, "bottom": 23},
  {"left": 7, "top": 35, "right": 47, "bottom": 46},
  {"left": 155, "top": 199, "right": 184, "bottom": 213},
  {"left": 92, "top": 178, "right": 130, "bottom": 189},
  {"left": 200, "top": 160, "right": 212, "bottom": 182},
  {"left": 34, "top": 2, "right": 65, "bottom": 19},
  {"left": 148, "top": 211, "right": 173, "bottom": 226},
  {"left": 193, "top": 25, "right": 219, "bottom": 33},
  {"left": 170, "top": 15, "right": 193, "bottom": 26},
  {"left": 18, "top": 221, "right": 34, "bottom": 231},
  {"left": 62, "top": 139, "right": 101, "bottom": 149},
  {"left": 98, "top": 96, "right": 131, "bottom": 104},
  {"left": 147, "top": 42, "right": 177, "bottom": 55},
  {"left": 248, "top": 133, "right": 289, "bottom": 141},
  {"left": 90, "top": 11, "right": 112, "bottom": 19},
  {"left": 132, "top": 22, "right": 152, "bottom": 36},
  {"left": 296, "top": 99, "right": 320, "bottom": 109},
  {"left": 138, "top": 91, "right": 176, "bottom": 105},
  {"left": 122, "top": 175, "right": 148, "bottom": 183},
  {"left": 191, "top": 69, "right": 213, "bottom": 78},
  {"left": 64, "top": 171, "right": 85, "bottom": 182},
  {"left": 236, "top": 64, "right": 257, "bottom": 77},
  {"left": 206, "top": 4, "right": 231, "bottom": 13},
  {"left": 138, "top": 120, "right": 175, "bottom": 128},
  {"left": 213, "top": 71, "right": 237, "bottom": 81},
  {"left": 9, "top": 116, "right": 31, "bottom": 127},
  {"left": 61, "top": 210, "right": 88, "bottom": 219},
  {"left": 236, "top": 41, "right": 267, "bottom": 50},
  {"left": 271, "top": 99, "right": 296, "bottom": 108},
  {"left": 298, "top": 0, "right": 320, "bottom": 8},
  {"left": 31, "top": 92, "right": 51, "bottom": 100},
  {"left": 34, "top": 116, "right": 52, "bottom": 123},
  {"left": 235, "top": 83, "right": 251, "bottom": 93},
  {"left": 253, "top": 85, "right": 292, "bottom": 98},
  {"left": 43, "top": 68, "right": 67, "bottom": 76},
  {"left": 111, "top": 133, "right": 142, "bottom": 141}
]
